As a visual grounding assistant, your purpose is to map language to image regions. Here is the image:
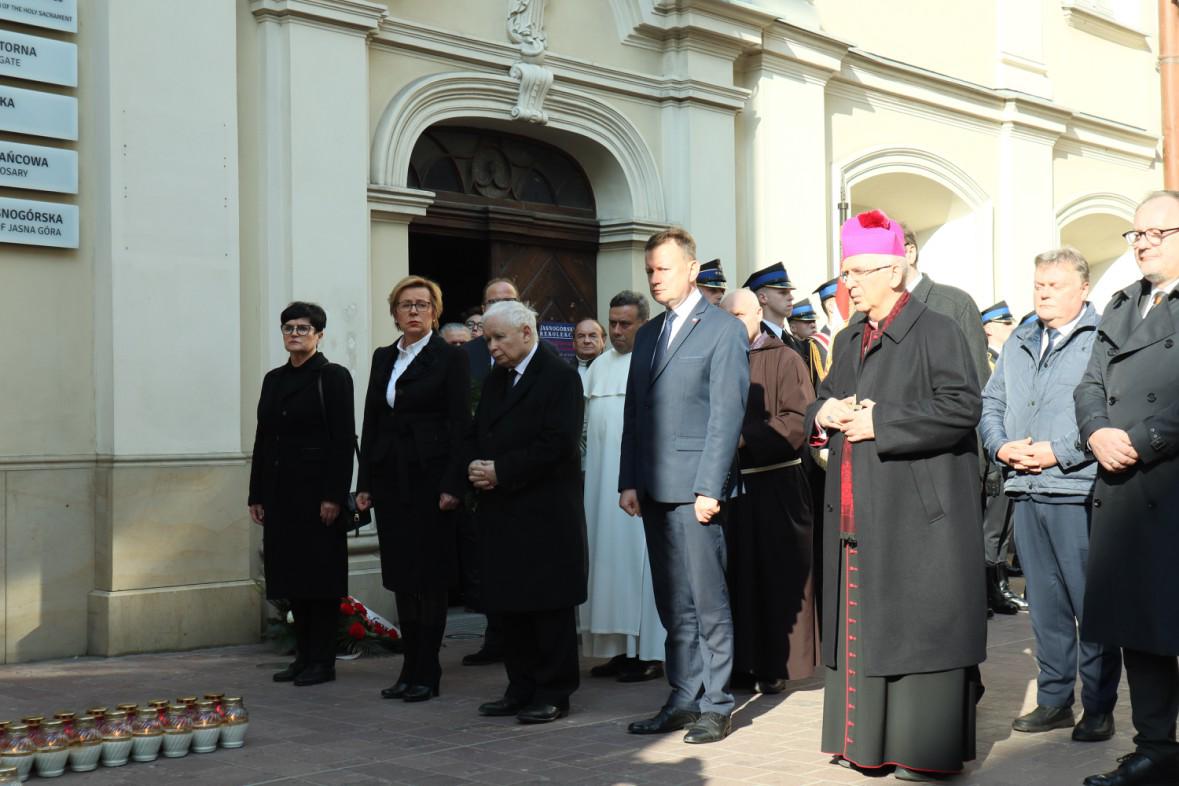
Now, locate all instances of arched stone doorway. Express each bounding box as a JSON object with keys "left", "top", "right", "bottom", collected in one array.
[
  {"left": 1057, "top": 193, "right": 1136, "bottom": 311},
  {"left": 841, "top": 149, "right": 993, "bottom": 309},
  {"left": 407, "top": 125, "right": 599, "bottom": 325}
]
